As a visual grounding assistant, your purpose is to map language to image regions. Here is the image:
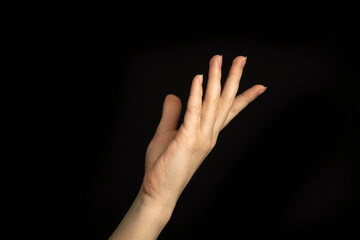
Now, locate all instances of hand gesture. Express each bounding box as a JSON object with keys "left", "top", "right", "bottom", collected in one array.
[{"left": 143, "top": 55, "right": 267, "bottom": 210}]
